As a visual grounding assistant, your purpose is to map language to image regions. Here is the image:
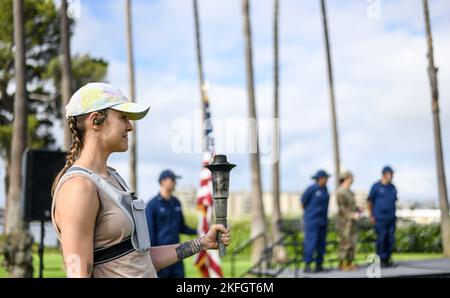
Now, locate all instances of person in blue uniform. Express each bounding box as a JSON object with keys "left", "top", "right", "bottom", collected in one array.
[
  {"left": 301, "top": 170, "right": 330, "bottom": 273},
  {"left": 145, "top": 169, "right": 197, "bottom": 277},
  {"left": 367, "top": 165, "right": 398, "bottom": 267}
]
